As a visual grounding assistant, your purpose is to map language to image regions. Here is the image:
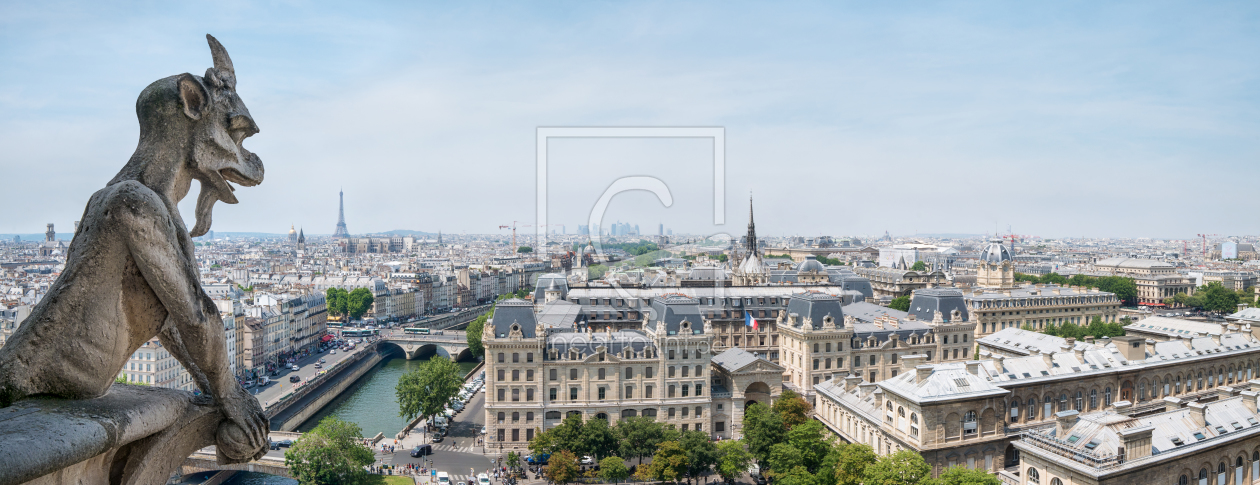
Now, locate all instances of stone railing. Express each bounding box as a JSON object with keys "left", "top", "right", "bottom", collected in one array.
[{"left": 1020, "top": 432, "right": 1121, "bottom": 470}]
